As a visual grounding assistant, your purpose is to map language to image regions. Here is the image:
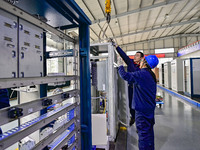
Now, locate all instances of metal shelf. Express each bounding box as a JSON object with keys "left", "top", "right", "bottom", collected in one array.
[
  {"left": 0, "top": 75, "right": 78, "bottom": 89},
  {"left": 46, "top": 49, "right": 77, "bottom": 59},
  {"left": 0, "top": 103, "right": 77, "bottom": 150},
  {"left": 0, "top": 89, "right": 79, "bottom": 126},
  {"left": 49, "top": 129, "right": 77, "bottom": 150},
  {"left": 33, "top": 118, "right": 76, "bottom": 150},
  {"left": 68, "top": 139, "right": 78, "bottom": 150}
]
